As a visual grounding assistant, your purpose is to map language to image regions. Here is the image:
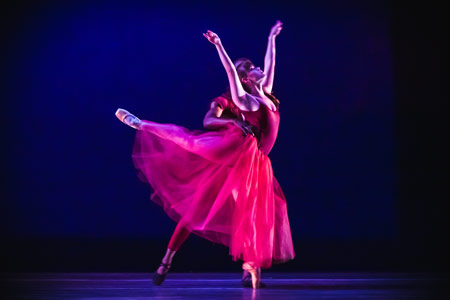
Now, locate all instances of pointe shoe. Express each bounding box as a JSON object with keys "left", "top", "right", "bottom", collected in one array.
[
  {"left": 152, "top": 262, "right": 171, "bottom": 286},
  {"left": 242, "top": 269, "right": 266, "bottom": 288},
  {"left": 242, "top": 262, "right": 261, "bottom": 289},
  {"left": 115, "top": 108, "right": 142, "bottom": 130}
]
